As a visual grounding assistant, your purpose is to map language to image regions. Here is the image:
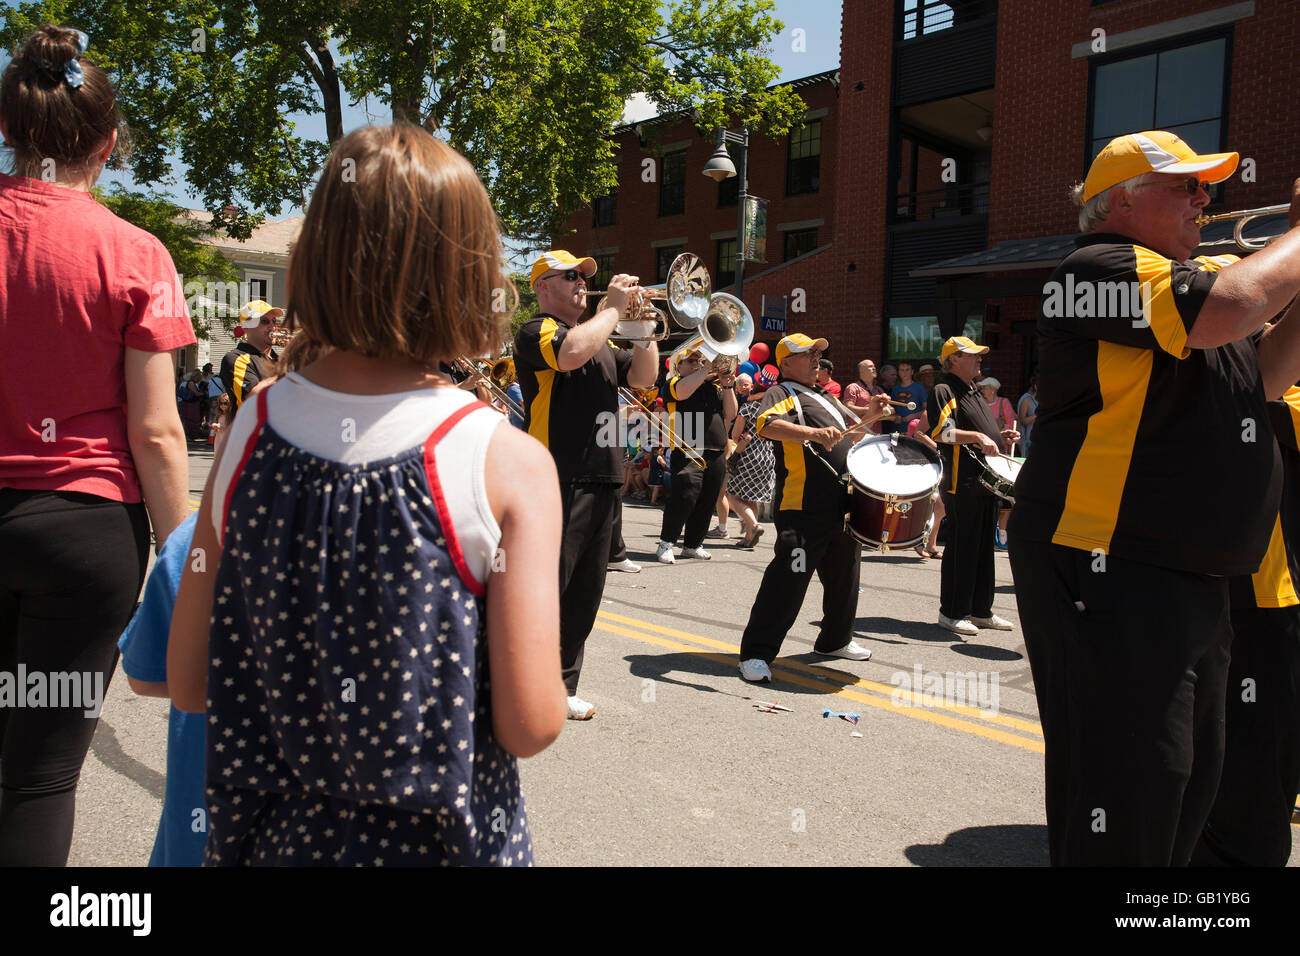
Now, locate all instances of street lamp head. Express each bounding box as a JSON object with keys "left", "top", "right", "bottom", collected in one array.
[{"left": 702, "top": 142, "right": 736, "bottom": 182}]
